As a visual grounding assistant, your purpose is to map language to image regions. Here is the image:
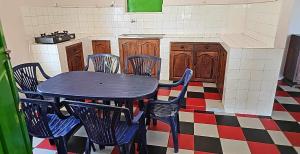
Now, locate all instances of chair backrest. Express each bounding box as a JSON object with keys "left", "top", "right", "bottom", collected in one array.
[
  {"left": 65, "top": 100, "right": 132, "bottom": 146},
  {"left": 13, "top": 63, "right": 49, "bottom": 98},
  {"left": 20, "top": 98, "right": 53, "bottom": 138},
  {"left": 125, "top": 55, "right": 161, "bottom": 80},
  {"left": 85, "top": 54, "right": 120, "bottom": 74},
  {"left": 173, "top": 69, "right": 193, "bottom": 106}
]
